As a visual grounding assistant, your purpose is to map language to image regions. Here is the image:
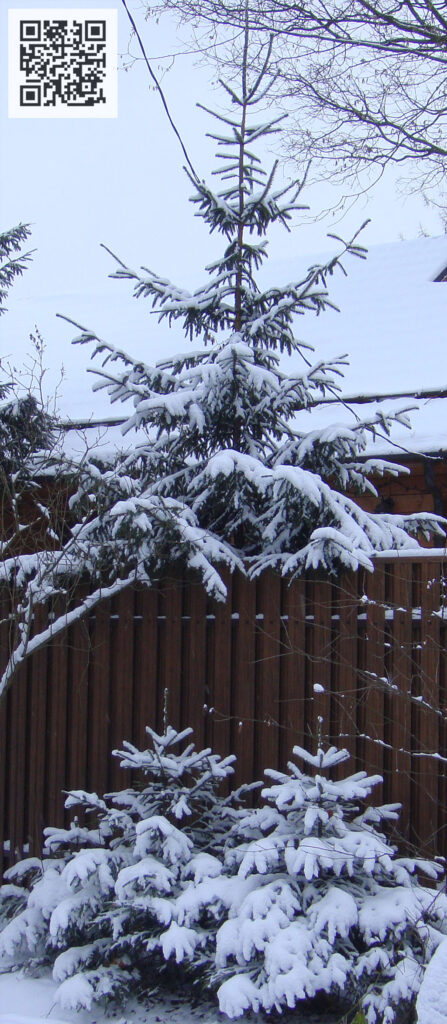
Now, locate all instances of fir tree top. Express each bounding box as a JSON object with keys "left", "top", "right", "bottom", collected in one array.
[{"left": 59, "top": 34, "right": 444, "bottom": 598}]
